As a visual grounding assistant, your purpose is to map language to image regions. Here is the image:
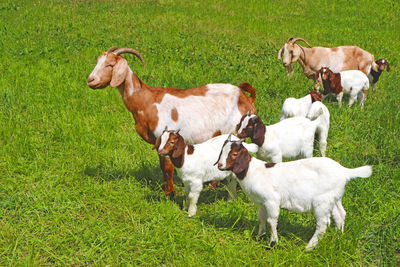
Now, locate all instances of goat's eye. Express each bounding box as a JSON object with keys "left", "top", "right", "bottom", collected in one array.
[{"left": 170, "top": 141, "right": 175, "bottom": 145}]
